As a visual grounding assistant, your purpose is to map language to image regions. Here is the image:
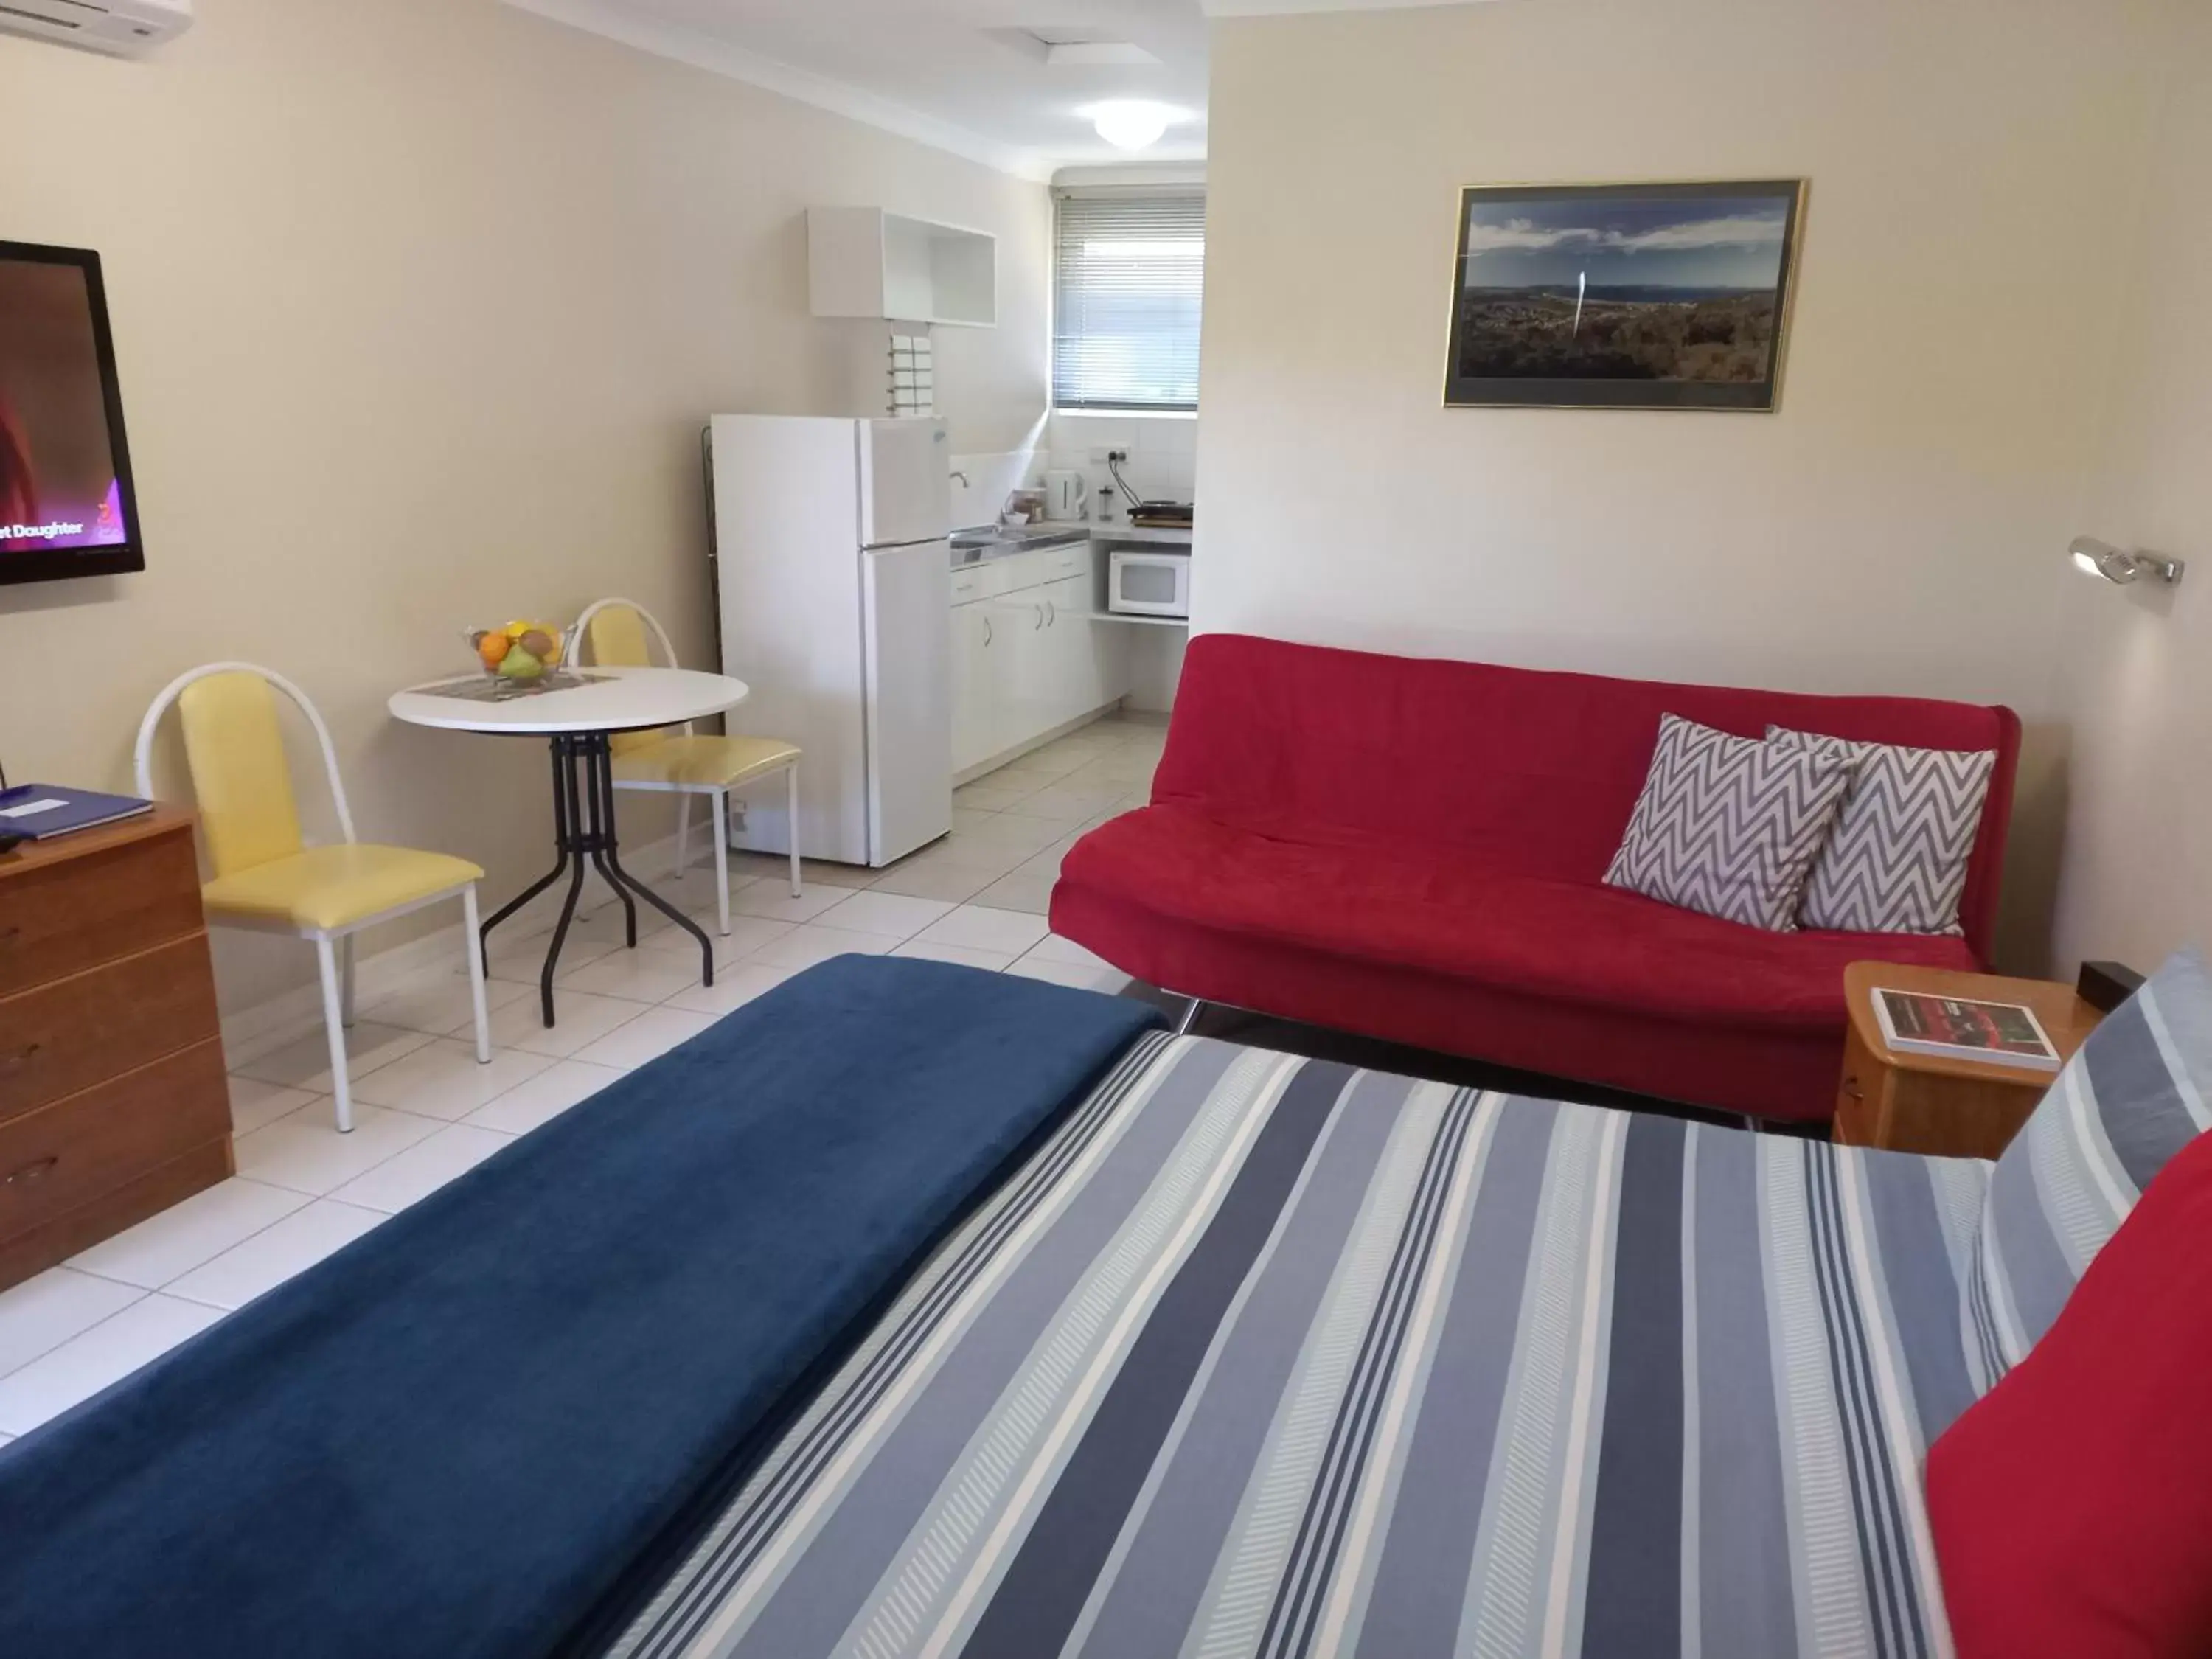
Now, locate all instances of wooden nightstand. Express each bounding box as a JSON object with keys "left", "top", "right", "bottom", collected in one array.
[{"left": 1834, "top": 961, "right": 2101, "bottom": 1161}]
